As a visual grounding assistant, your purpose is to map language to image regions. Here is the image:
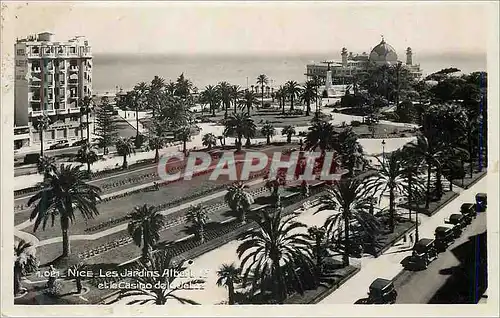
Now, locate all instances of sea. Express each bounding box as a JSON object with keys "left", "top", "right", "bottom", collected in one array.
[{"left": 92, "top": 52, "right": 487, "bottom": 95}]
